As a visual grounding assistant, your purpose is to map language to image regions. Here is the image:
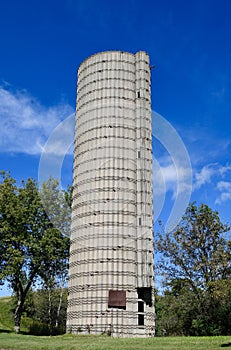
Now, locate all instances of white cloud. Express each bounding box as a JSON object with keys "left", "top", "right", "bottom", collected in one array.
[
  {"left": 217, "top": 181, "right": 231, "bottom": 191},
  {"left": 152, "top": 154, "right": 192, "bottom": 232},
  {"left": 219, "top": 164, "right": 231, "bottom": 176},
  {"left": 194, "top": 164, "right": 217, "bottom": 190},
  {"left": 194, "top": 163, "right": 231, "bottom": 190},
  {"left": 0, "top": 85, "right": 74, "bottom": 155},
  {"left": 193, "top": 163, "right": 231, "bottom": 205},
  {"left": 153, "top": 155, "right": 192, "bottom": 199},
  {"left": 216, "top": 181, "right": 231, "bottom": 204},
  {"left": 153, "top": 161, "right": 175, "bottom": 195}
]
